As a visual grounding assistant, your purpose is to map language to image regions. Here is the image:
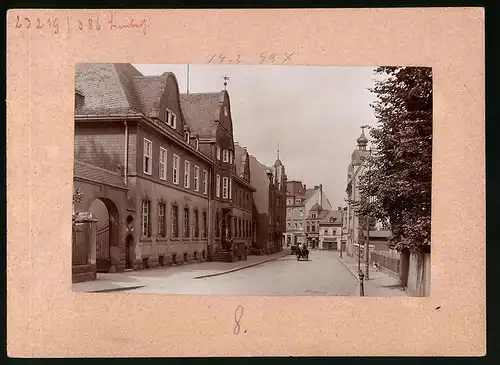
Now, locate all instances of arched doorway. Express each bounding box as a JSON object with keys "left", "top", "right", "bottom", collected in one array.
[
  {"left": 89, "top": 197, "right": 120, "bottom": 273},
  {"left": 125, "top": 234, "right": 134, "bottom": 270}
]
